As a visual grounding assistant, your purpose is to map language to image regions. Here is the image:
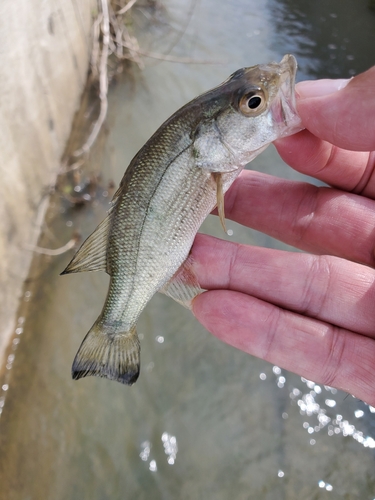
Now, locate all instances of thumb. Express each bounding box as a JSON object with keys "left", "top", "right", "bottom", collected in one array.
[{"left": 296, "top": 65, "right": 375, "bottom": 151}]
